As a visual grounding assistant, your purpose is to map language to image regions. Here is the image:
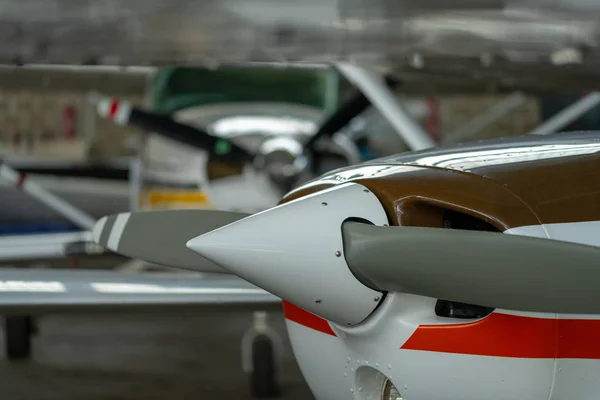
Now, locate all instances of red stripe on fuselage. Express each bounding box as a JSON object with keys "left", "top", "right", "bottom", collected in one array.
[
  {"left": 402, "top": 312, "right": 600, "bottom": 359},
  {"left": 282, "top": 301, "right": 336, "bottom": 337},
  {"left": 282, "top": 304, "right": 600, "bottom": 359}
]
